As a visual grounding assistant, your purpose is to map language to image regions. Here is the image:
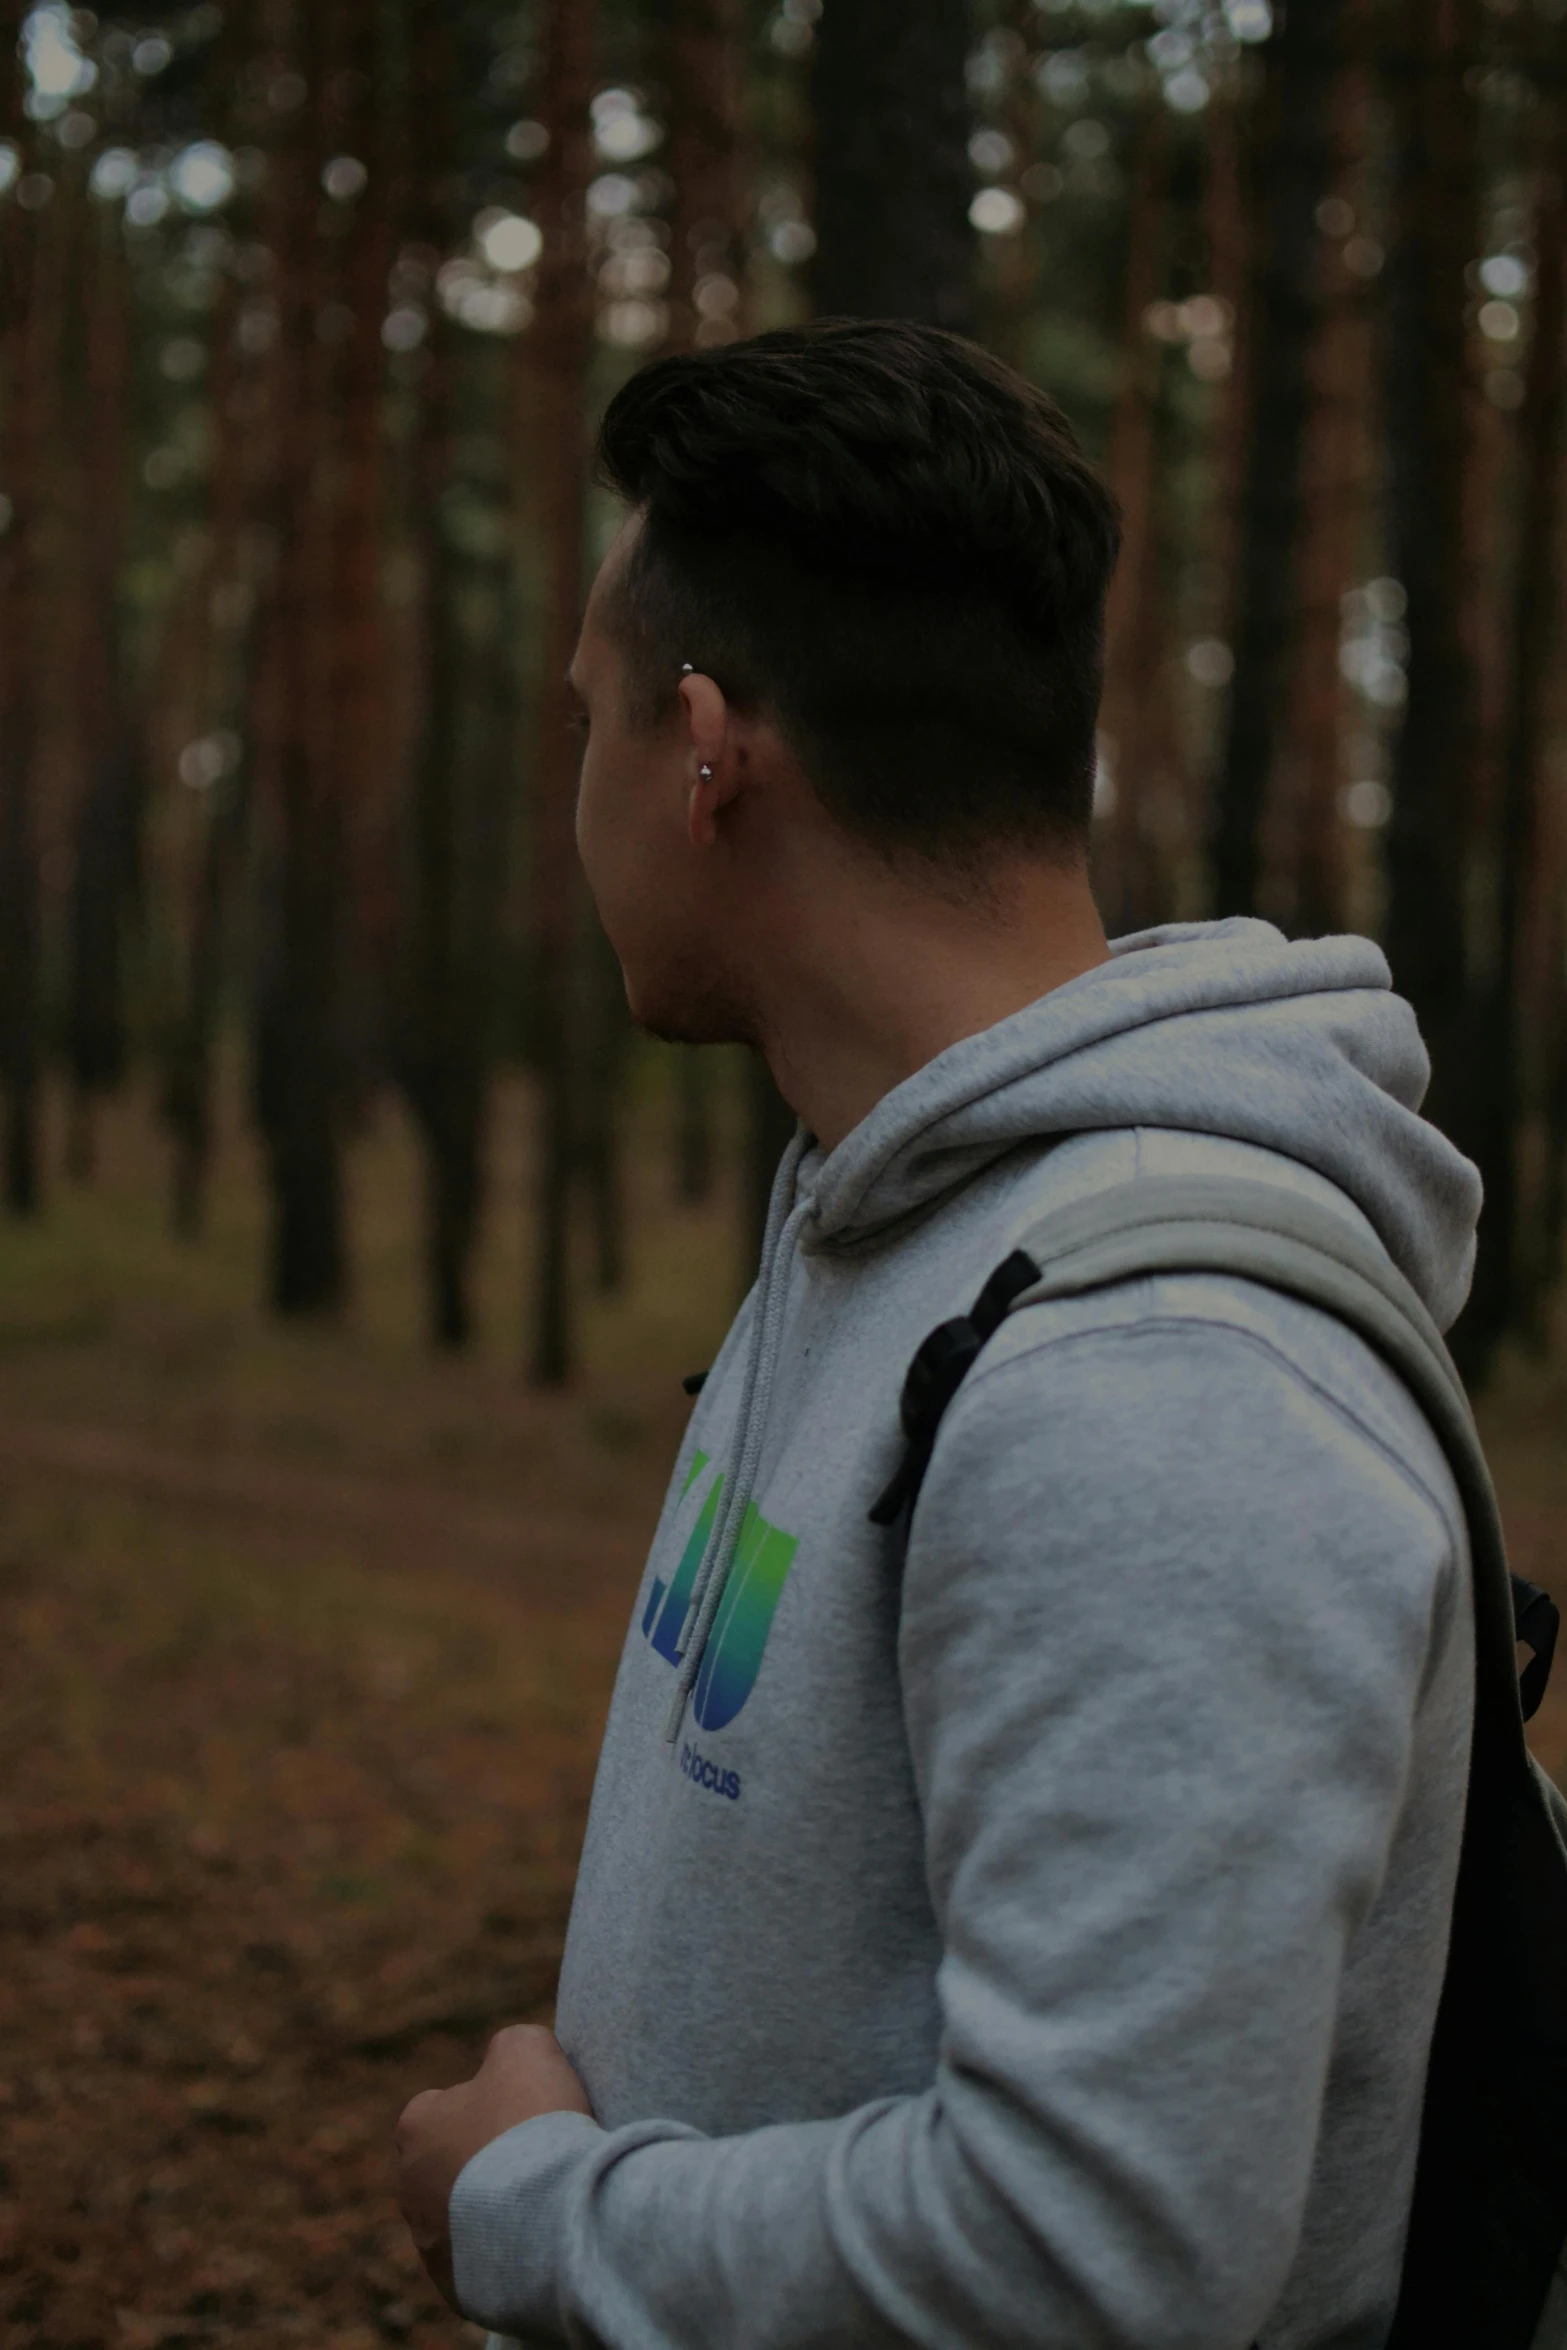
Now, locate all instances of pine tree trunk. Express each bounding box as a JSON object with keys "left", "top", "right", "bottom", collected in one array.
[
  {"left": 1460, "top": 91, "right": 1566, "bottom": 1363},
  {"left": 250, "top": 0, "right": 348, "bottom": 1313},
  {"left": 166, "top": 305, "right": 253, "bottom": 1243},
  {"left": 664, "top": 0, "right": 749, "bottom": 1209},
  {"left": 328, "top": 0, "right": 396, "bottom": 1113},
  {"left": 171, "top": 778, "right": 246, "bottom": 1241},
  {"left": 398, "top": 0, "right": 494, "bottom": 1351},
  {"left": 1099, "top": 105, "right": 1173, "bottom": 937},
  {"left": 1212, "top": 0, "right": 1347, "bottom": 917},
  {"left": 1379, "top": 0, "right": 1480, "bottom": 1072},
  {"left": 1289, "top": 11, "right": 1374, "bottom": 940},
  {"left": 521, "top": 0, "right": 599, "bottom": 1384},
  {"left": 403, "top": 387, "right": 506, "bottom": 1353},
  {"left": 982, "top": 0, "right": 1044, "bottom": 374},
  {"left": 0, "top": 37, "right": 49, "bottom": 1218},
  {"left": 405, "top": 474, "right": 479, "bottom": 1347},
  {"left": 162, "top": 5, "right": 245, "bottom": 1235},
  {"left": 812, "top": 0, "right": 974, "bottom": 330},
  {"left": 66, "top": 194, "right": 139, "bottom": 1176},
  {"left": 668, "top": 0, "right": 748, "bottom": 349},
  {"left": 1202, "top": 62, "right": 1251, "bottom": 611}
]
